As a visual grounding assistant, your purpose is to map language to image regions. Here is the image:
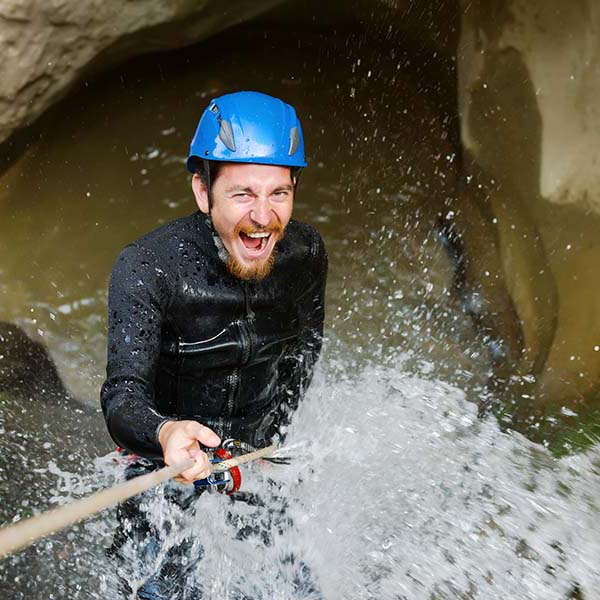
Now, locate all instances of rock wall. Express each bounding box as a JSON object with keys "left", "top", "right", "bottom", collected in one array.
[
  {"left": 458, "top": 0, "right": 600, "bottom": 407},
  {"left": 0, "top": 0, "right": 283, "bottom": 146}
]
